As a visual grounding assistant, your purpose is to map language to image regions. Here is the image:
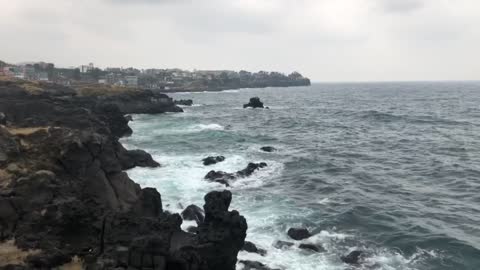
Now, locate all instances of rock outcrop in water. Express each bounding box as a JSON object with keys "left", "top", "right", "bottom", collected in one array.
[
  {"left": 202, "top": 156, "right": 225, "bottom": 166},
  {"left": 243, "top": 97, "right": 265, "bottom": 108},
  {"left": 287, "top": 228, "right": 312, "bottom": 240},
  {"left": 341, "top": 250, "right": 363, "bottom": 265},
  {"left": 260, "top": 146, "right": 276, "bottom": 152},
  {"left": 242, "top": 241, "right": 267, "bottom": 256},
  {"left": 0, "top": 81, "right": 247, "bottom": 269},
  {"left": 298, "top": 243, "right": 325, "bottom": 253},
  {"left": 204, "top": 162, "right": 267, "bottom": 186},
  {"left": 273, "top": 240, "right": 294, "bottom": 249},
  {"left": 239, "top": 260, "right": 280, "bottom": 270},
  {"left": 174, "top": 99, "right": 193, "bottom": 106}
]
